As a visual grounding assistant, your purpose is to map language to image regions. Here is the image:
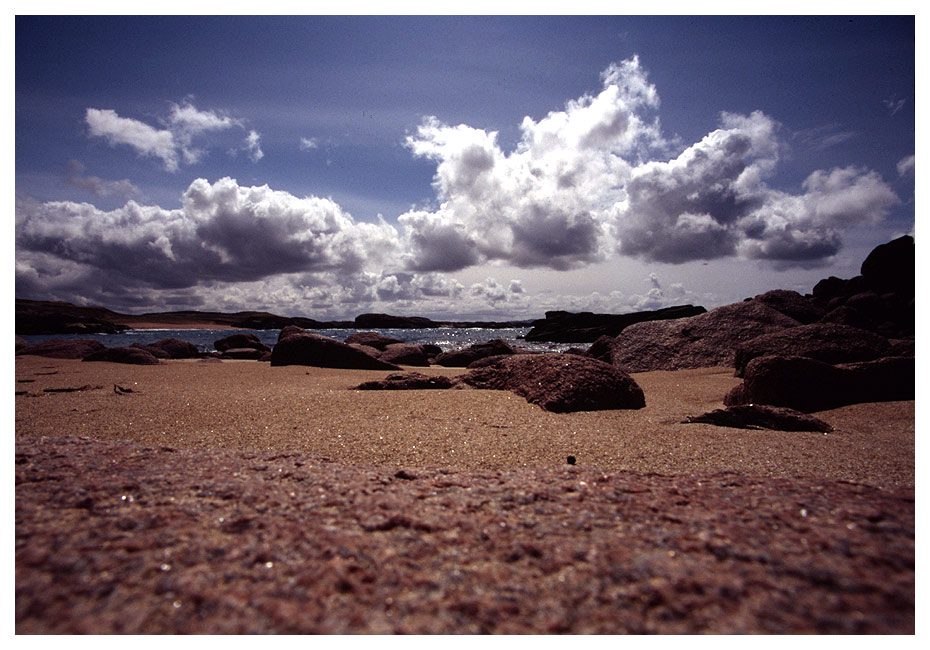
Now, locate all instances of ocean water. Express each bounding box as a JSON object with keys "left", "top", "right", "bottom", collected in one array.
[{"left": 18, "top": 327, "right": 577, "bottom": 355}]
